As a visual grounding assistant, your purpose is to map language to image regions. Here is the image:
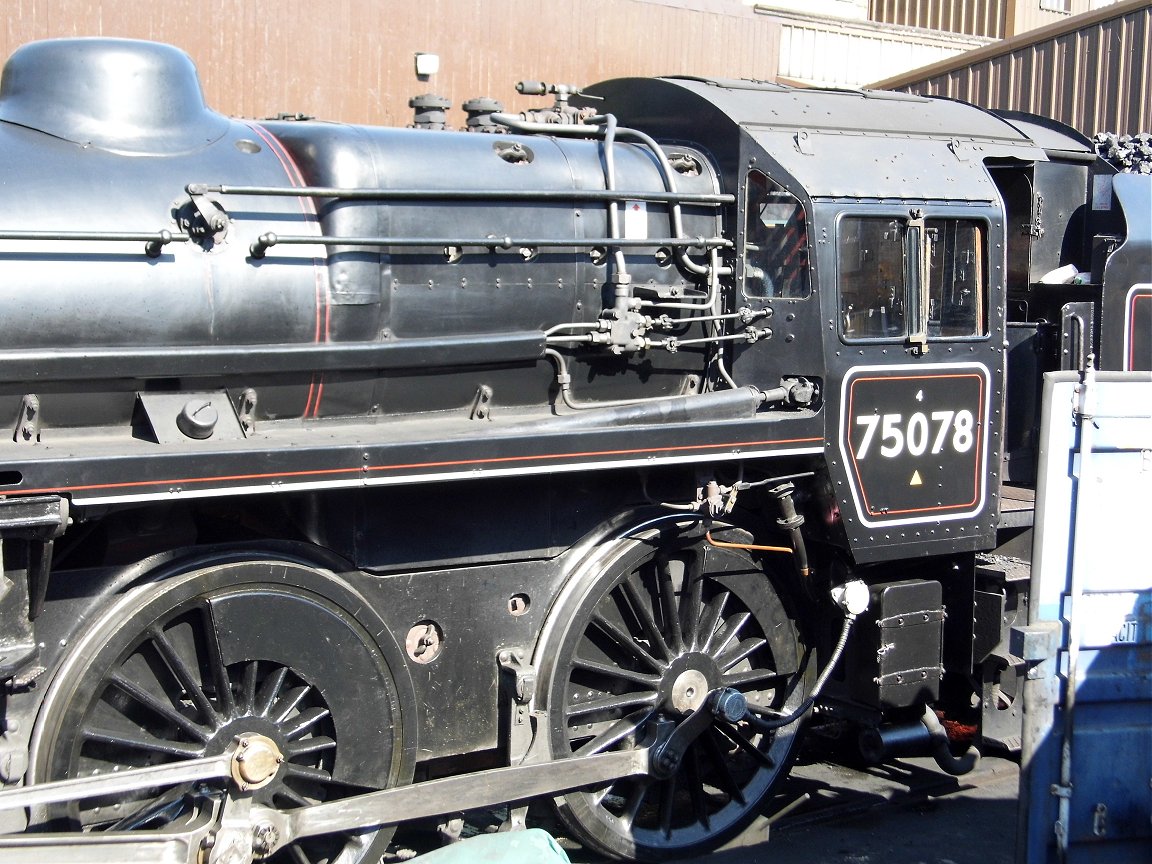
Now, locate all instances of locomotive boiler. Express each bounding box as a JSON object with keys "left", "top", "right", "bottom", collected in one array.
[{"left": 0, "top": 37, "right": 1147, "bottom": 864}]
